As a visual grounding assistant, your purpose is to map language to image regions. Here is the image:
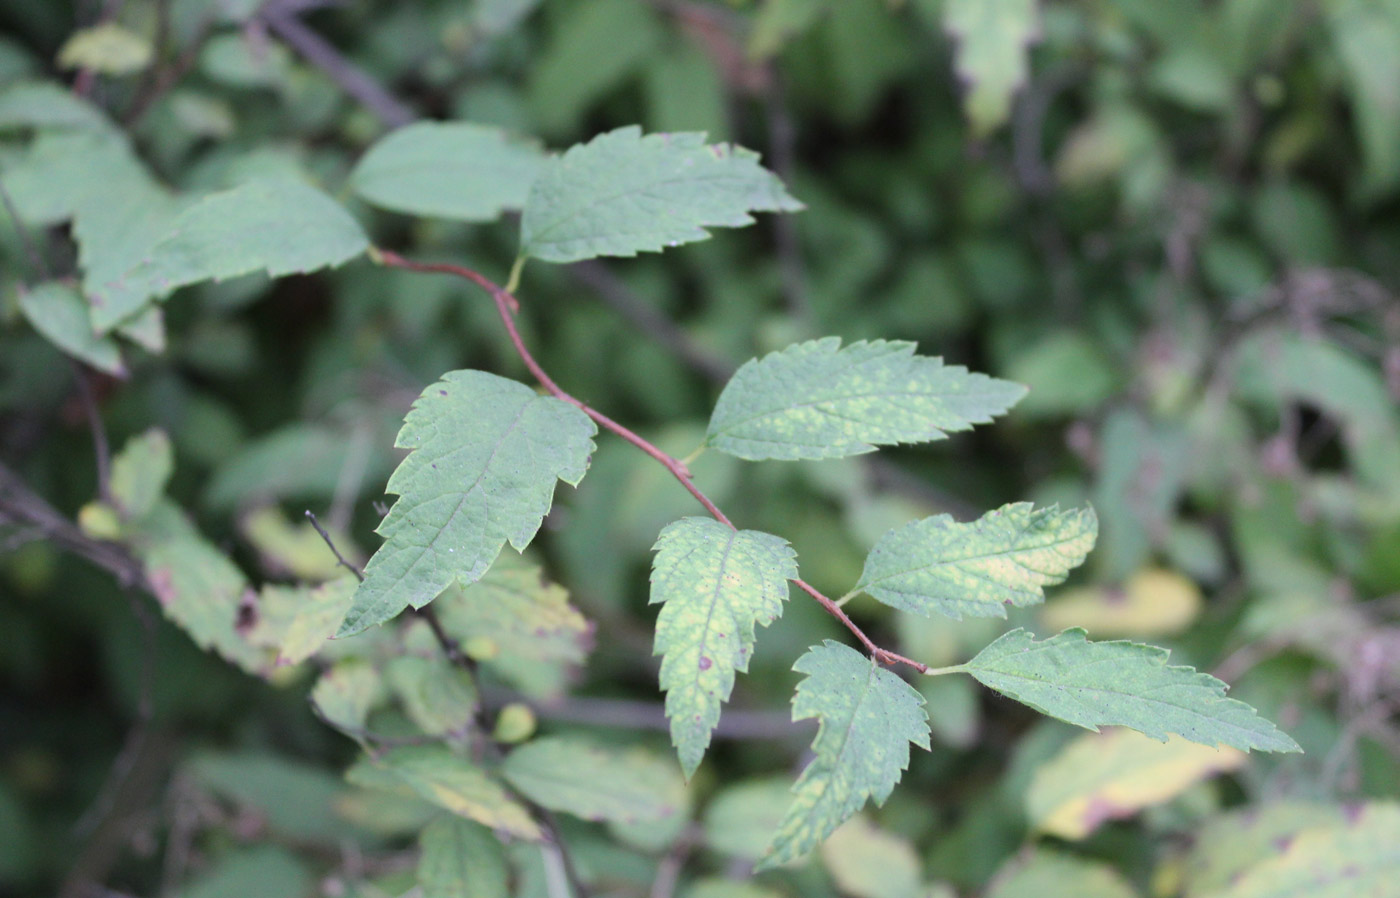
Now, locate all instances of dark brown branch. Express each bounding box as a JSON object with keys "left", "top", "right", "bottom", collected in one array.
[{"left": 259, "top": 1, "right": 415, "bottom": 129}]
